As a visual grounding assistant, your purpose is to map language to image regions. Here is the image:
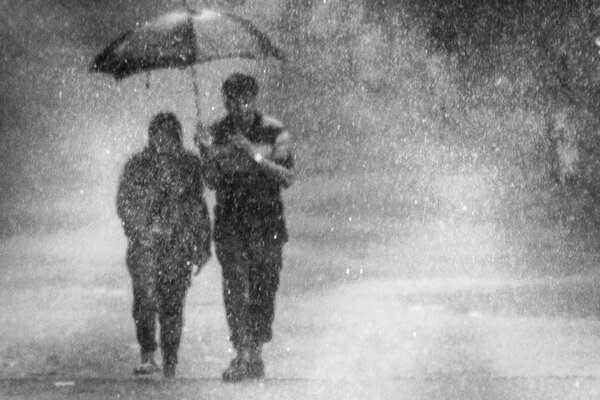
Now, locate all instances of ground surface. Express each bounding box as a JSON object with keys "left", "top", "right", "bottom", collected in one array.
[{"left": 2, "top": 168, "right": 600, "bottom": 399}]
